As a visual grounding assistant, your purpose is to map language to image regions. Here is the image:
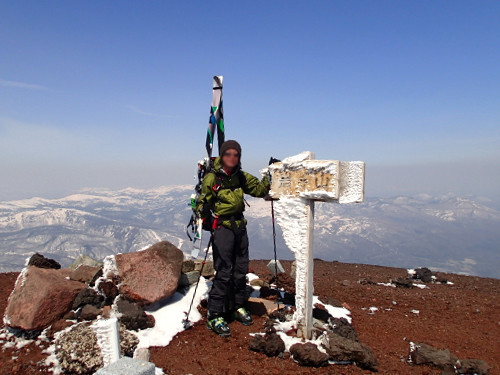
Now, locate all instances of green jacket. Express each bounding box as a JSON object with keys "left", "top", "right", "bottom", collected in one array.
[{"left": 196, "top": 156, "right": 270, "bottom": 230}]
